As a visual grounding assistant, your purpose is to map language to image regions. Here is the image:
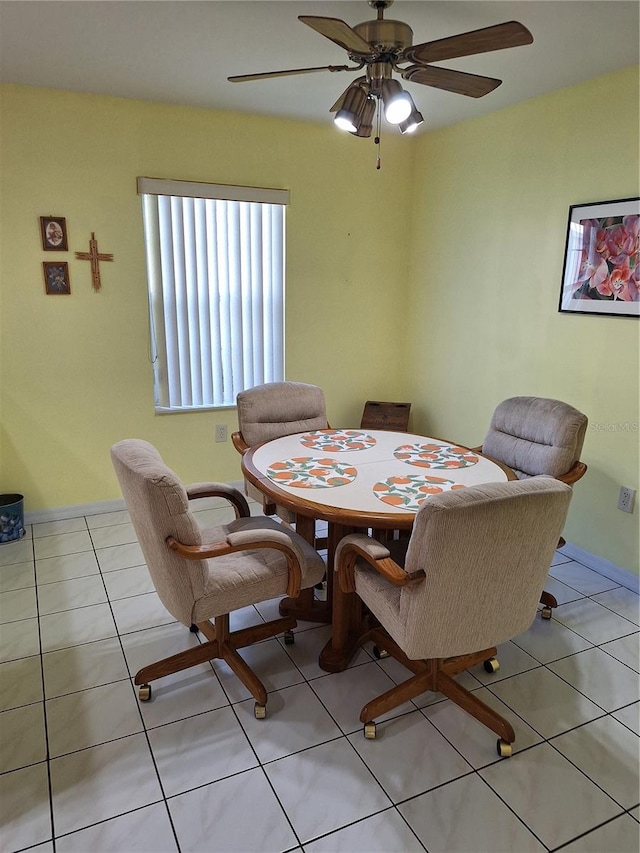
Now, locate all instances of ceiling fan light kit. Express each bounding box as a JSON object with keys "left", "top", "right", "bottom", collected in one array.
[{"left": 228, "top": 0, "right": 533, "bottom": 158}]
